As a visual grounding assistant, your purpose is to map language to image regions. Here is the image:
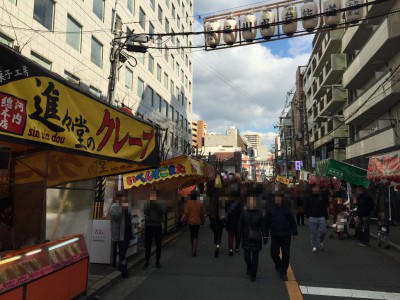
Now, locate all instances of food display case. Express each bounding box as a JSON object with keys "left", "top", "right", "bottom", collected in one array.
[{"left": 0, "top": 234, "right": 88, "bottom": 300}]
